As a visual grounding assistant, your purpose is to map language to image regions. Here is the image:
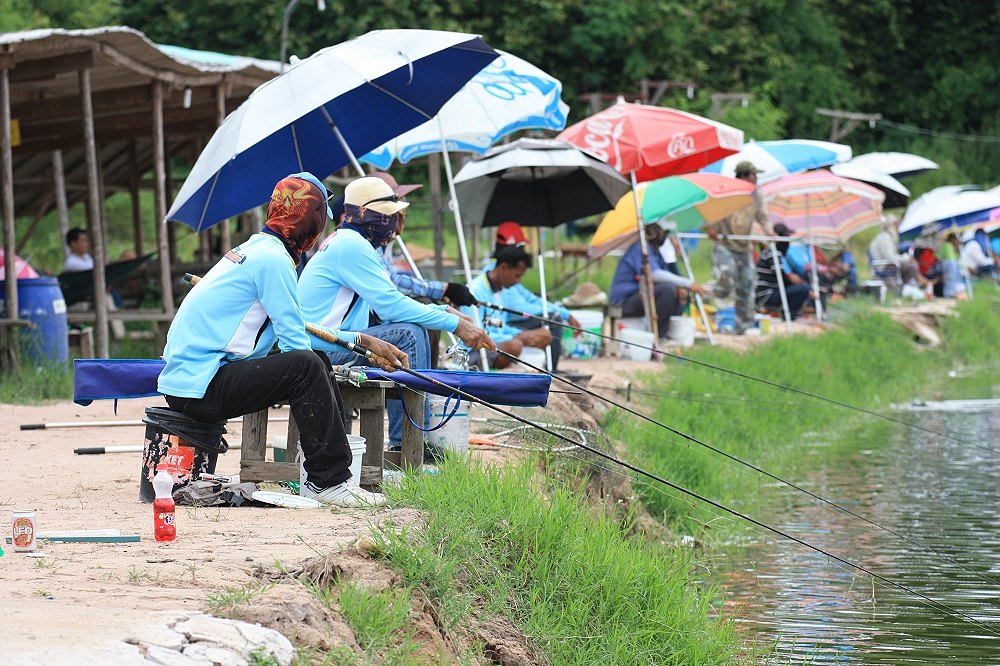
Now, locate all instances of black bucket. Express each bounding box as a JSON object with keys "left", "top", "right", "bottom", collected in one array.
[{"left": 139, "top": 407, "right": 228, "bottom": 503}]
